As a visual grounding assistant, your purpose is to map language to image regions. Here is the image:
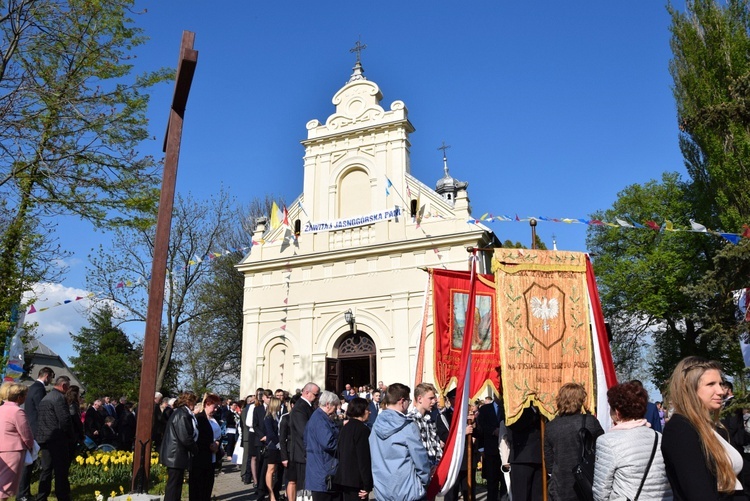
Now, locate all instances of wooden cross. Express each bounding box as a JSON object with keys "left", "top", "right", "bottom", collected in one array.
[
  {"left": 132, "top": 30, "right": 197, "bottom": 493},
  {"left": 350, "top": 37, "right": 367, "bottom": 62}
]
